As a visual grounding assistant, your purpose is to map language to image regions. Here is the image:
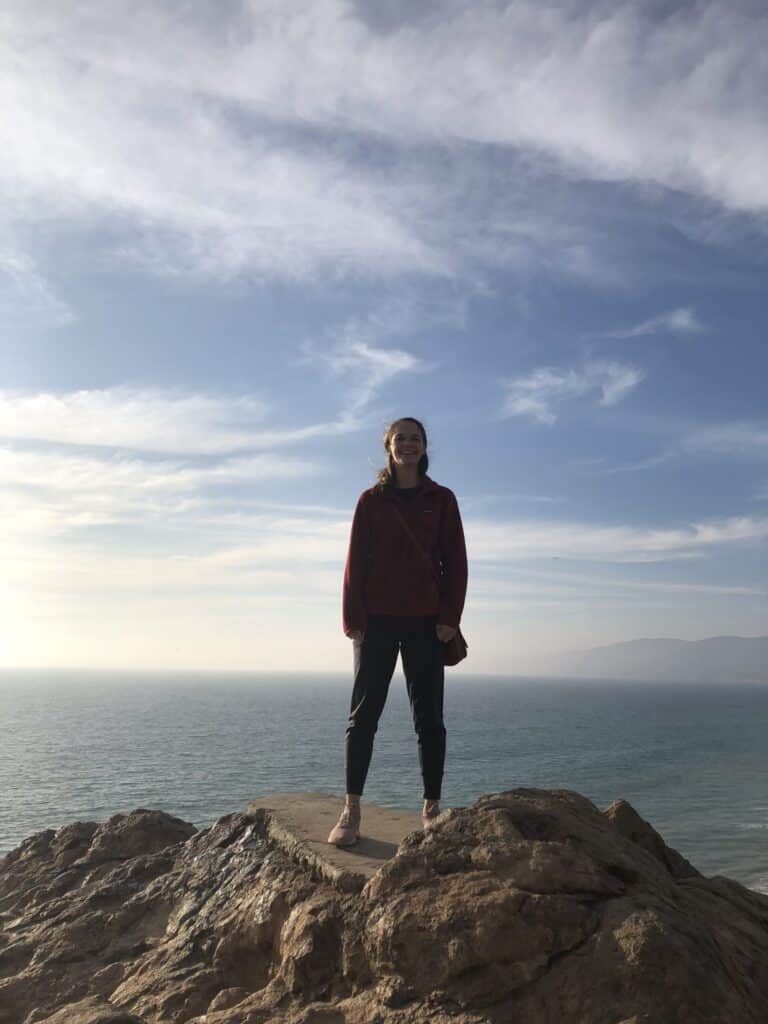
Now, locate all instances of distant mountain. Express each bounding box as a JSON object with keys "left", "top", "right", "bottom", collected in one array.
[{"left": 549, "top": 635, "right": 768, "bottom": 683}]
